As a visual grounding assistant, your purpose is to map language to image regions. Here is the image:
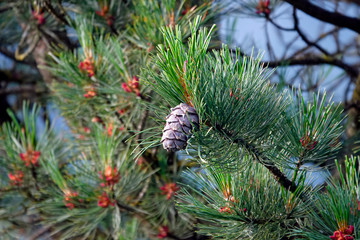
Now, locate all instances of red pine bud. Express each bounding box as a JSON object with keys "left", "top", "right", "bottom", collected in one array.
[{"left": 121, "top": 83, "right": 132, "bottom": 93}]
